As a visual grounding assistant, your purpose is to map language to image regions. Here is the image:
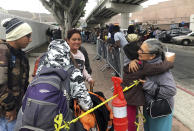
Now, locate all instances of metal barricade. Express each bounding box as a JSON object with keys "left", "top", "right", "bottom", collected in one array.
[{"left": 94, "top": 38, "right": 125, "bottom": 78}]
